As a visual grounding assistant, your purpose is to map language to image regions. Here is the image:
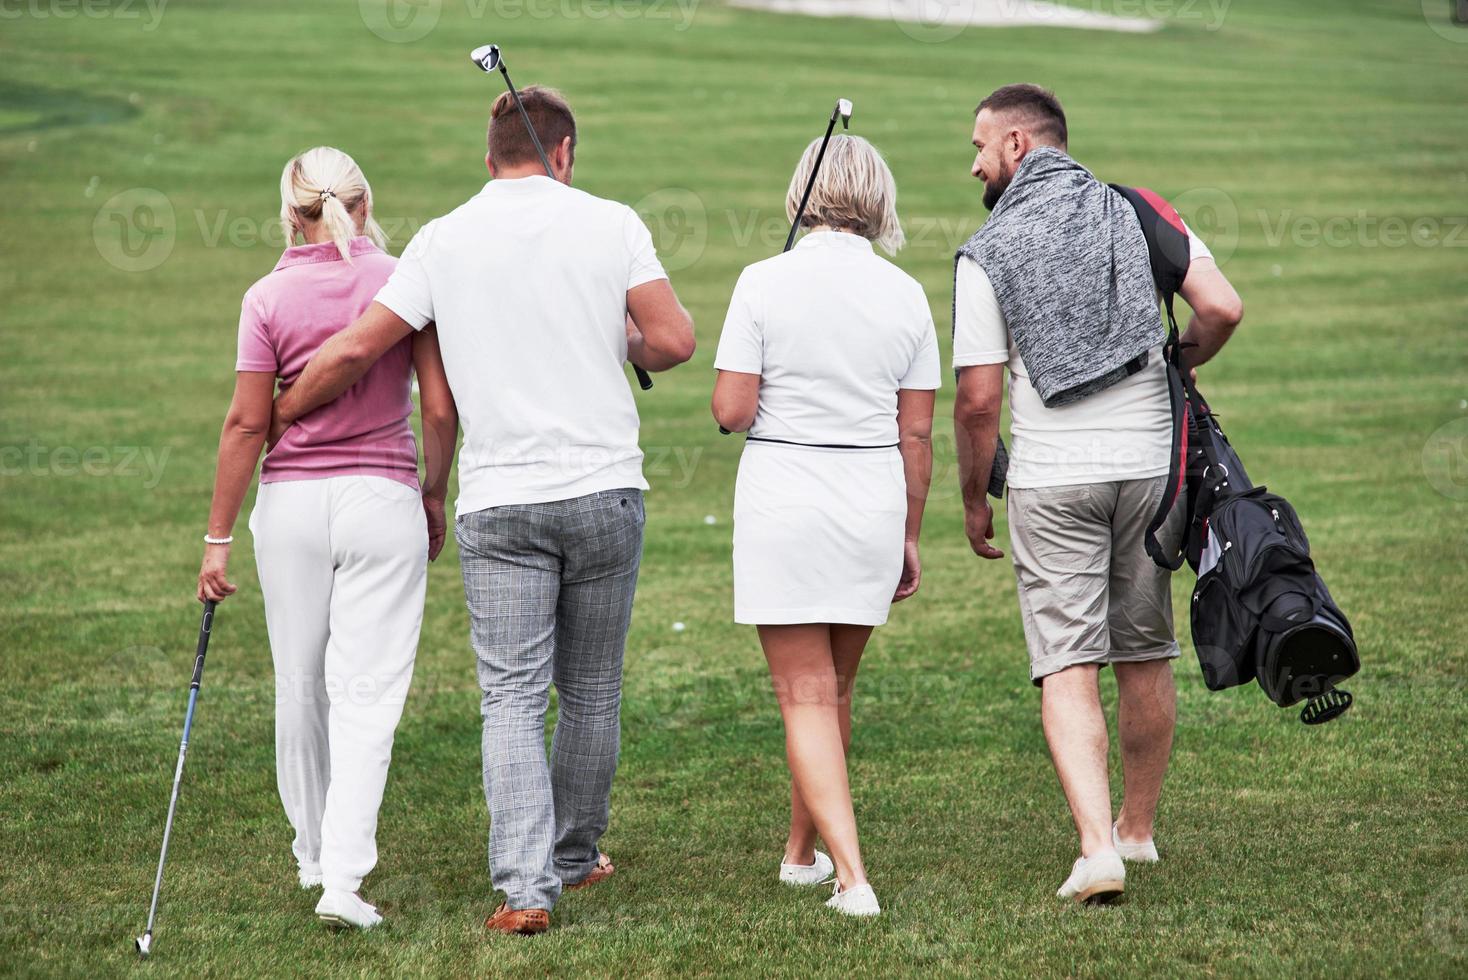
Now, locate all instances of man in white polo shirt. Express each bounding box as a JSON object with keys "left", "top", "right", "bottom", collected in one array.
[
  {"left": 272, "top": 85, "right": 695, "bottom": 933},
  {"left": 951, "top": 84, "right": 1243, "bottom": 905}
]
